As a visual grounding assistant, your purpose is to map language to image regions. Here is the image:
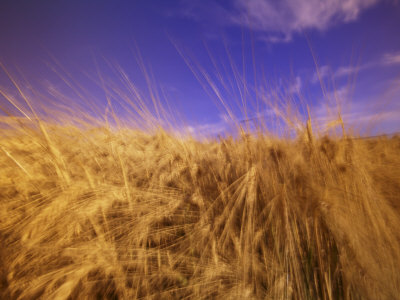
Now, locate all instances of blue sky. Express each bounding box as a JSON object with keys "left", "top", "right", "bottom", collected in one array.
[{"left": 0, "top": 0, "right": 399, "bottom": 136}]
